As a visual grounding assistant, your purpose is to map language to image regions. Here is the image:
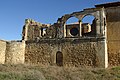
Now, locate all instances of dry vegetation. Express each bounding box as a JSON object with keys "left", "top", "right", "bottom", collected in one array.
[{"left": 0, "top": 64, "right": 120, "bottom": 80}]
